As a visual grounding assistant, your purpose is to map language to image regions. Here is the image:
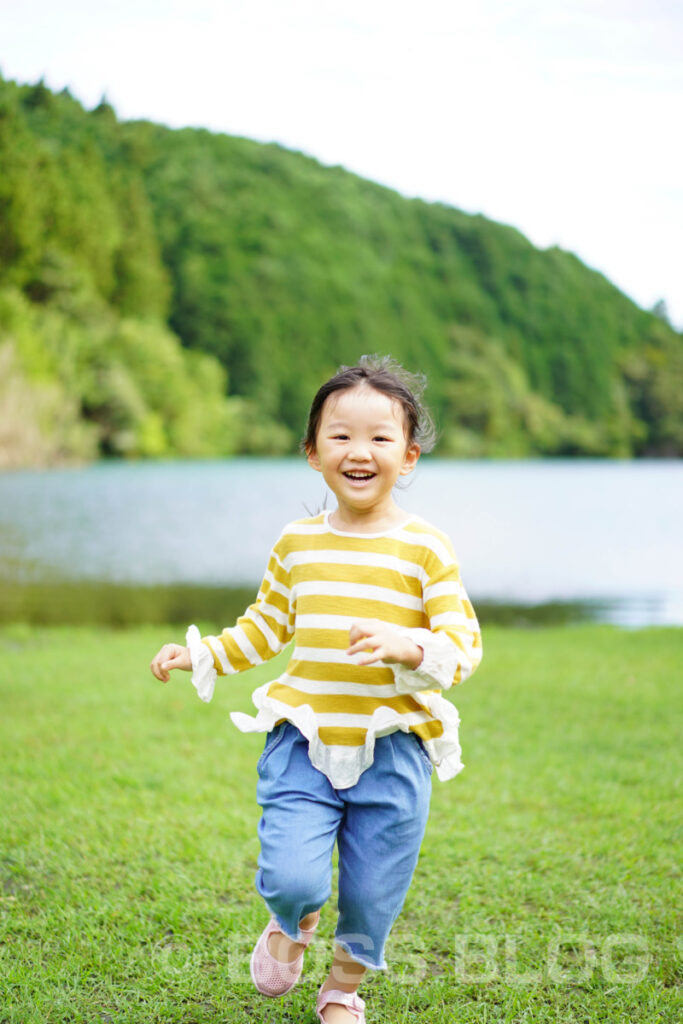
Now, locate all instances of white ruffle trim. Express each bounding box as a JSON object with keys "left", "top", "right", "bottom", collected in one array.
[
  {"left": 187, "top": 622, "right": 465, "bottom": 788},
  {"left": 186, "top": 624, "right": 217, "bottom": 703},
  {"left": 231, "top": 684, "right": 463, "bottom": 789},
  {"left": 390, "top": 627, "right": 461, "bottom": 694}
]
